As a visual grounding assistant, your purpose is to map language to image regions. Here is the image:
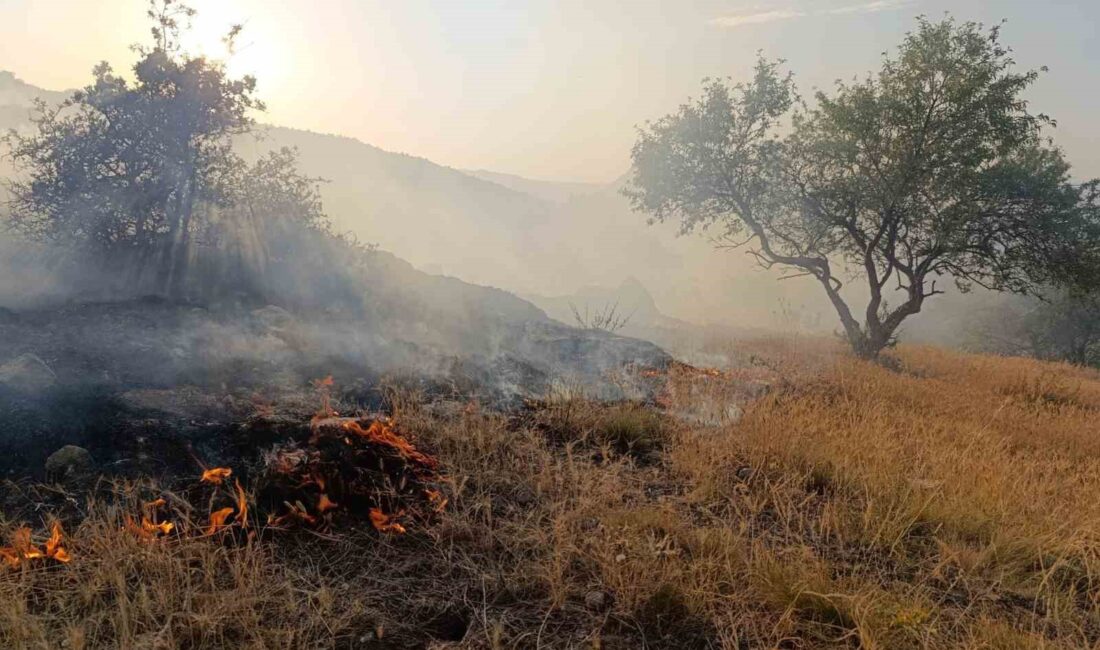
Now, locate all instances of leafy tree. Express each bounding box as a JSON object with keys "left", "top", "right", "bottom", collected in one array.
[
  {"left": 3, "top": 0, "right": 265, "bottom": 298},
  {"left": 970, "top": 289, "right": 1100, "bottom": 367},
  {"left": 626, "top": 17, "right": 1100, "bottom": 358},
  {"left": 192, "top": 147, "right": 331, "bottom": 298}
]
